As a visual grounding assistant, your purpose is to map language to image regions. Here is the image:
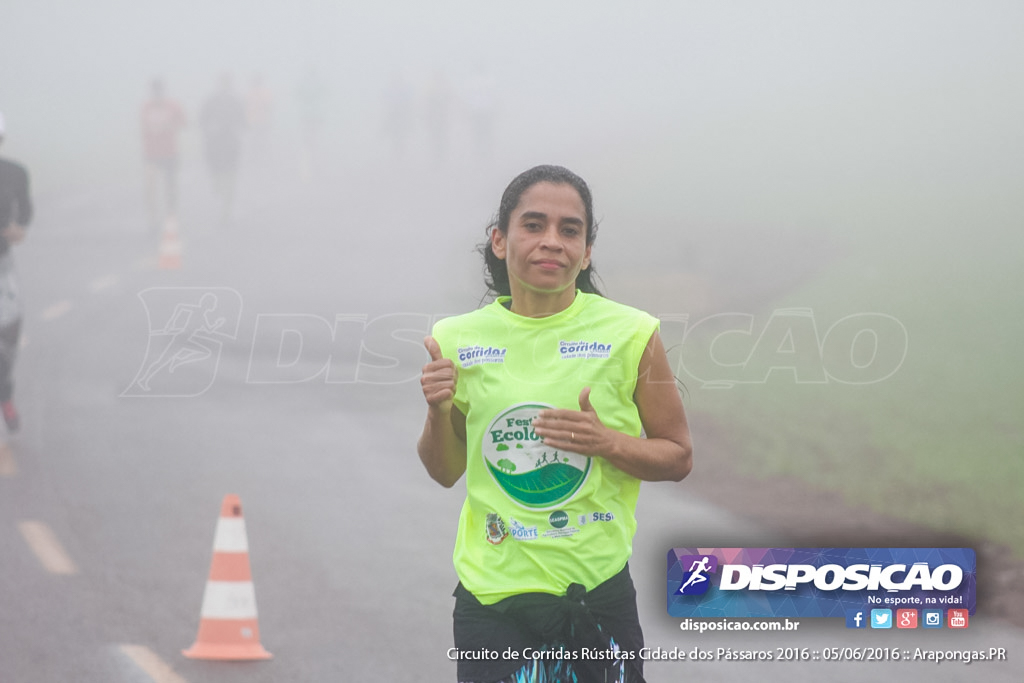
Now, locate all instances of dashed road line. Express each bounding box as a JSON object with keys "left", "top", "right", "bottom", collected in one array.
[
  {"left": 40, "top": 300, "right": 73, "bottom": 322},
  {"left": 90, "top": 273, "right": 120, "bottom": 292},
  {"left": 36, "top": 249, "right": 158, "bottom": 322},
  {"left": 119, "top": 645, "right": 190, "bottom": 683},
  {"left": 18, "top": 520, "right": 78, "bottom": 575},
  {"left": 0, "top": 442, "right": 16, "bottom": 476}
]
